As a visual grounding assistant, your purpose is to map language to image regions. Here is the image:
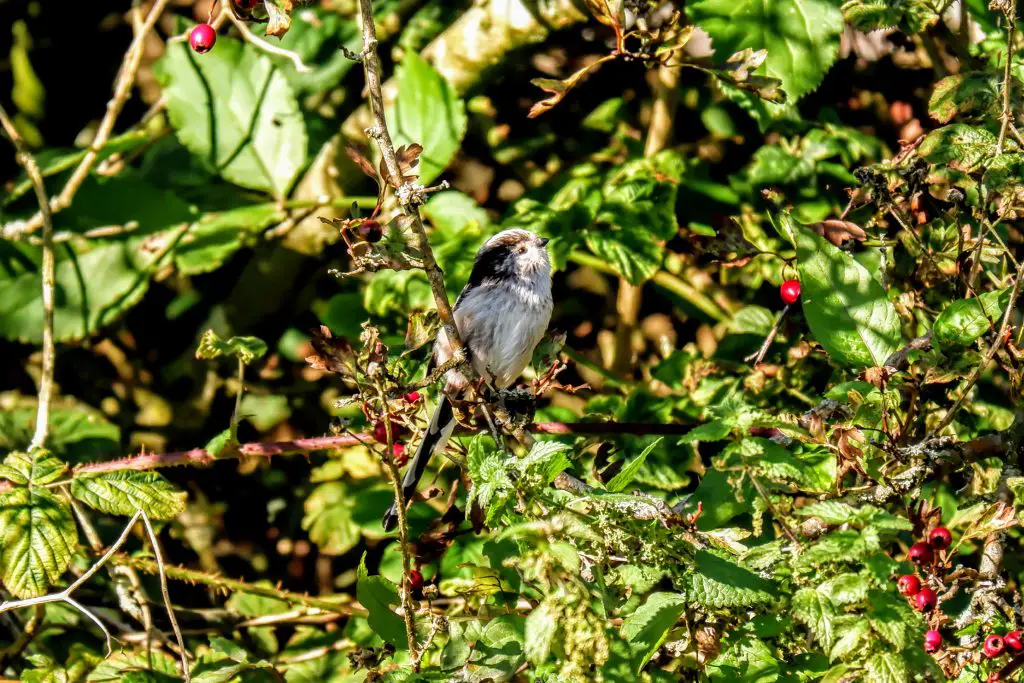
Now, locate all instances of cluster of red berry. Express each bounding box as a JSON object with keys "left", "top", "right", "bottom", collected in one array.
[
  {"left": 371, "top": 392, "right": 420, "bottom": 466},
  {"left": 896, "top": 527, "right": 952, "bottom": 650}
]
